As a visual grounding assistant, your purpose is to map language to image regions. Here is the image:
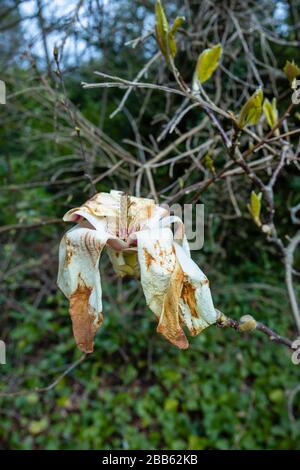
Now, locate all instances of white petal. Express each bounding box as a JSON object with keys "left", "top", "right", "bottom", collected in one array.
[
  {"left": 136, "top": 228, "right": 189, "bottom": 349},
  {"left": 160, "top": 215, "right": 190, "bottom": 256},
  {"left": 174, "top": 242, "right": 217, "bottom": 335},
  {"left": 57, "top": 226, "right": 108, "bottom": 352},
  {"left": 136, "top": 227, "right": 175, "bottom": 318},
  {"left": 63, "top": 191, "right": 120, "bottom": 235}
]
